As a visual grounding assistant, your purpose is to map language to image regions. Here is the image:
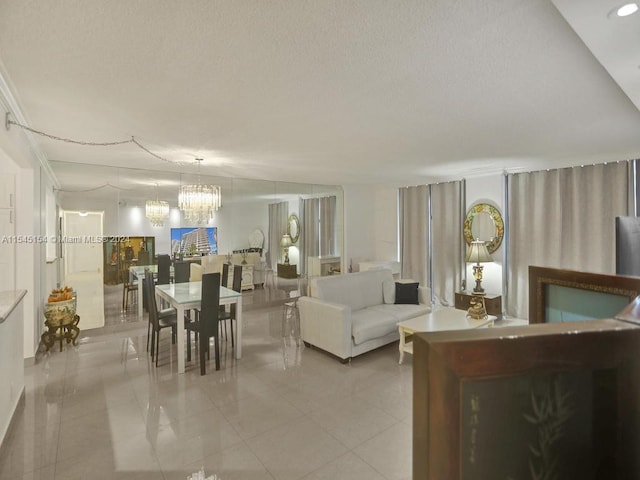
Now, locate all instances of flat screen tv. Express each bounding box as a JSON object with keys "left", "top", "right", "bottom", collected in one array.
[{"left": 170, "top": 227, "right": 218, "bottom": 256}]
